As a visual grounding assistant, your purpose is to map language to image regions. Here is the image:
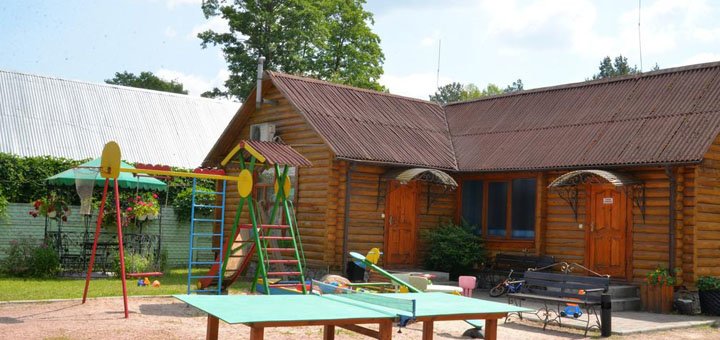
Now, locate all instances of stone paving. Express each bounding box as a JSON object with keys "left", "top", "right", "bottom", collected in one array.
[{"left": 474, "top": 290, "right": 719, "bottom": 336}]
